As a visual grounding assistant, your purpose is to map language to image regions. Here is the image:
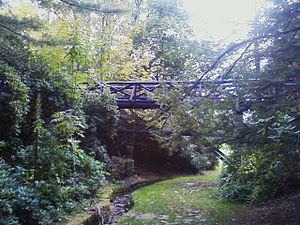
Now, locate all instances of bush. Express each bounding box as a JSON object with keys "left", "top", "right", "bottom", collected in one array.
[
  {"left": 219, "top": 145, "right": 300, "bottom": 203},
  {"left": 0, "top": 159, "right": 40, "bottom": 225},
  {"left": 0, "top": 36, "right": 115, "bottom": 224},
  {"left": 80, "top": 89, "right": 119, "bottom": 169},
  {"left": 3, "top": 124, "right": 107, "bottom": 224}
]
